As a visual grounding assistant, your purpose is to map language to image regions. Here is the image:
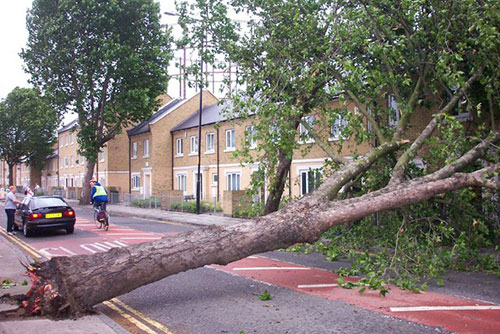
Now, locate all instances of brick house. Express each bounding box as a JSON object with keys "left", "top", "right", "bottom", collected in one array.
[{"left": 127, "top": 91, "right": 218, "bottom": 199}]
